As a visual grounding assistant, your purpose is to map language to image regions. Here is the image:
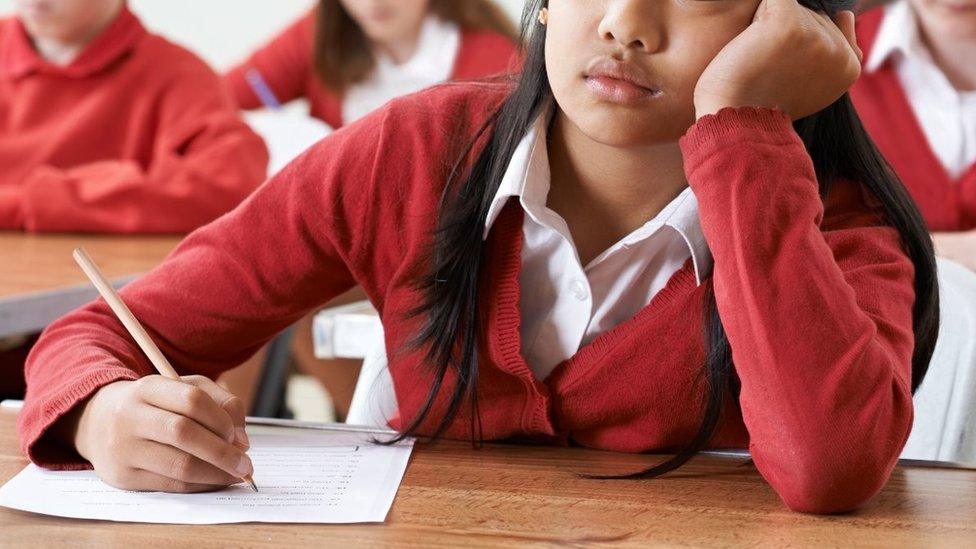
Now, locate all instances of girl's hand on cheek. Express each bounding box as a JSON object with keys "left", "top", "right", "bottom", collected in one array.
[{"left": 694, "top": 0, "right": 863, "bottom": 120}]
